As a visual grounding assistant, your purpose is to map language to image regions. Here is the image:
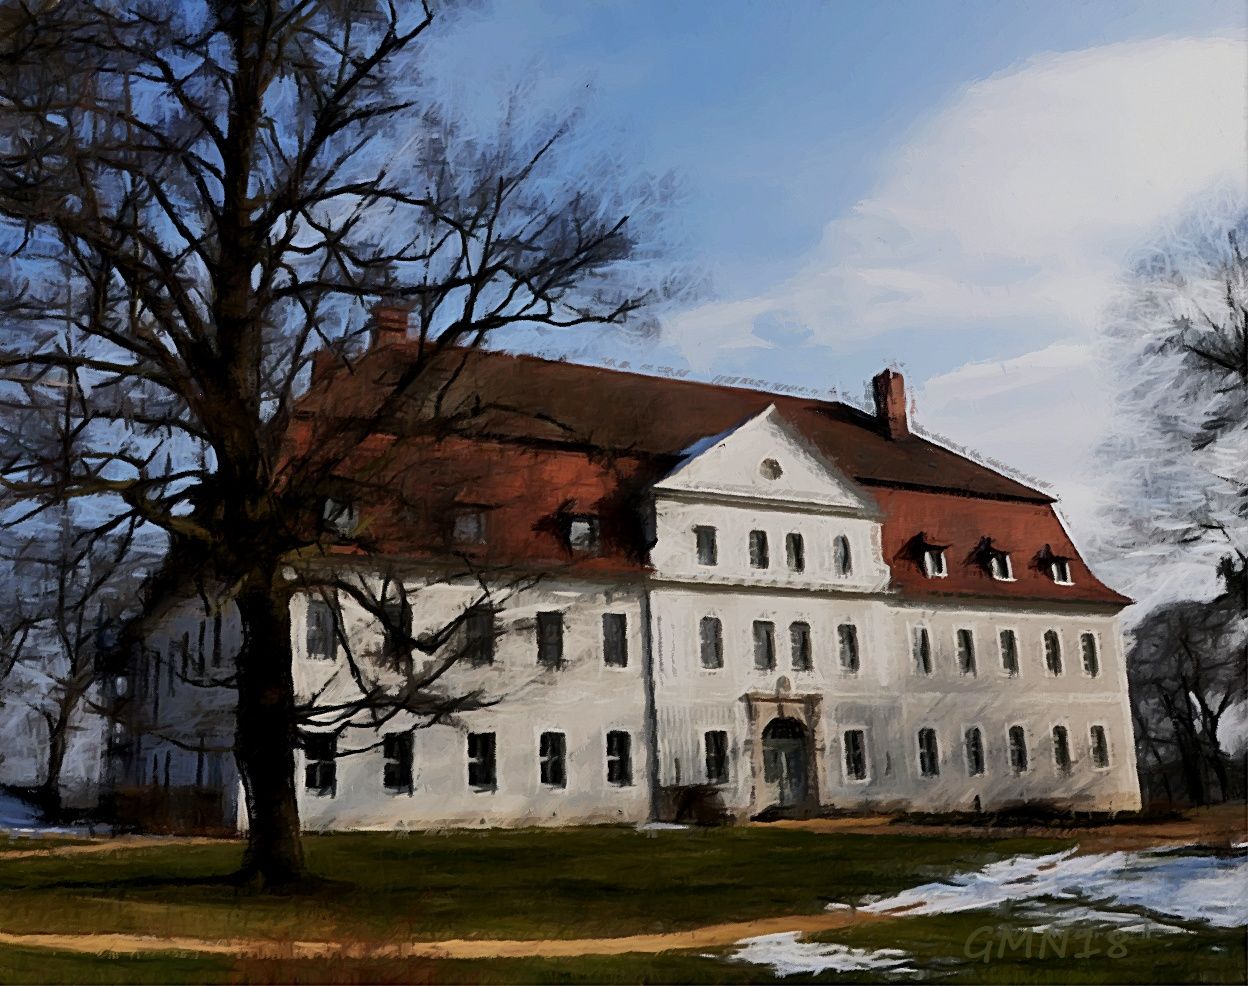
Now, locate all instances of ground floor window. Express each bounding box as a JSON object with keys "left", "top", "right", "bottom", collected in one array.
[
  {"left": 304, "top": 733, "right": 337, "bottom": 796},
  {"left": 606, "top": 730, "right": 633, "bottom": 786},
  {"left": 1052, "top": 725, "right": 1072, "bottom": 774},
  {"left": 843, "top": 729, "right": 867, "bottom": 781},
  {"left": 1090, "top": 725, "right": 1111, "bottom": 768},
  {"left": 540, "top": 731, "right": 567, "bottom": 788},
  {"left": 964, "top": 726, "right": 985, "bottom": 776},
  {"left": 1008, "top": 725, "right": 1029, "bottom": 773},
  {"left": 704, "top": 730, "right": 729, "bottom": 785},
  {"left": 917, "top": 728, "right": 939, "bottom": 777},
  {"left": 383, "top": 732, "right": 413, "bottom": 793},
  {"left": 468, "top": 732, "right": 497, "bottom": 790}
]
